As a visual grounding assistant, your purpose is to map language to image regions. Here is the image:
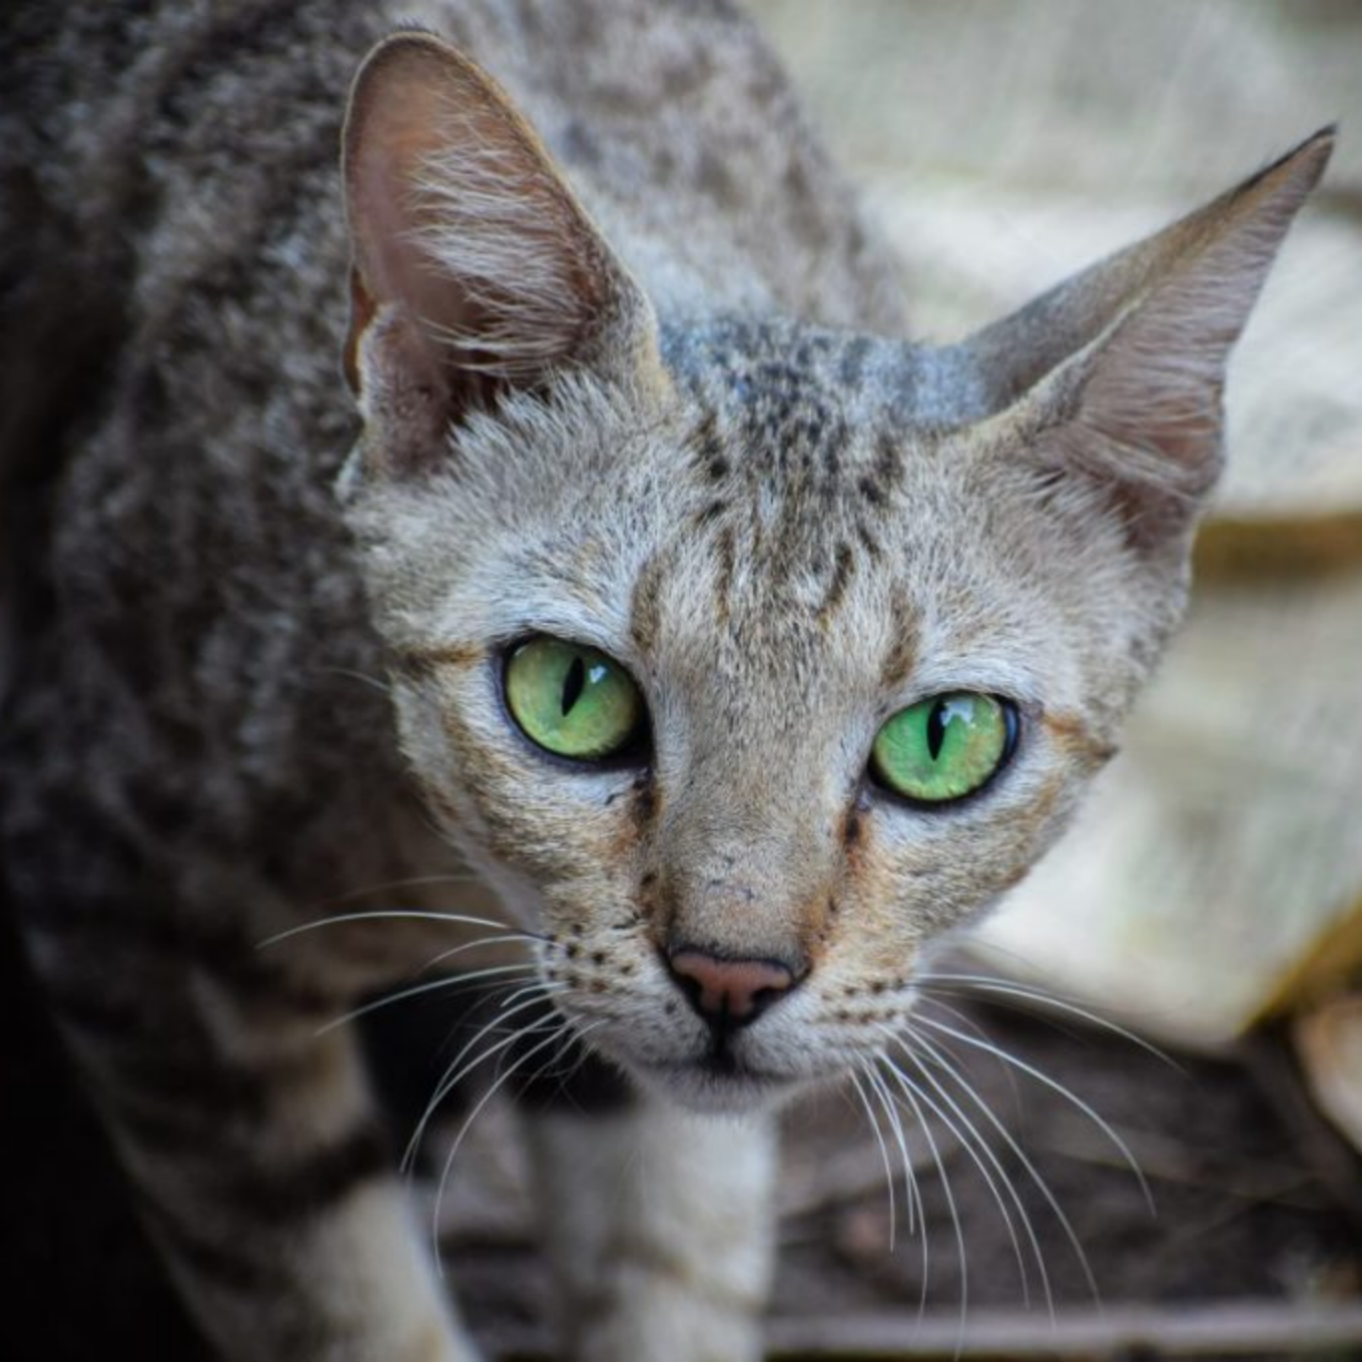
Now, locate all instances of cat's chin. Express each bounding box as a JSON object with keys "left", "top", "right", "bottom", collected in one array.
[{"left": 625, "top": 1055, "right": 807, "bottom": 1116}]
